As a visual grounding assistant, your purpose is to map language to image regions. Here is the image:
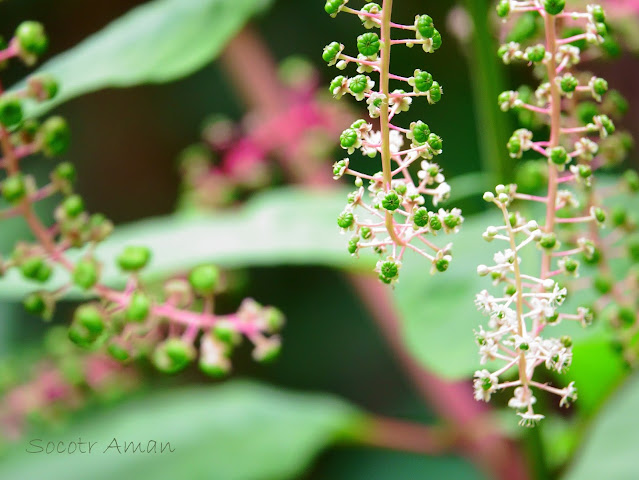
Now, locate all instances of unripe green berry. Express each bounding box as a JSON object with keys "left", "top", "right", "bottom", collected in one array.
[
  {"left": 563, "top": 257, "right": 579, "bottom": 273},
  {"left": 539, "top": 233, "right": 557, "bottom": 249},
  {"left": 73, "top": 259, "right": 99, "bottom": 290},
  {"left": 69, "top": 304, "right": 105, "bottom": 347},
  {"left": 380, "top": 260, "right": 399, "bottom": 279},
  {"left": 348, "top": 75, "right": 370, "bottom": 94},
  {"left": 507, "top": 135, "right": 522, "bottom": 157},
  {"left": 592, "top": 77, "right": 608, "bottom": 97},
  {"left": 505, "top": 284, "right": 517, "bottom": 296},
  {"left": 413, "top": 70, "right": 433, "bottom": 92},
  {"left": 628, "top": 238, "right": 639, "bottom": 263},
  {"left": 611, "top": 207, "right": 627, "bottom": 227},
  {"left": 117, "top": 245, "right": 151, "bottom": 271},
  {"left": 618, "top": 306, "right": 636, "bottom": 327},
  {"left": 593, "top": 207, "right": 606, "bottom": 224},
  {"left": 577, "top": 164, "right": 592, "bottom": 179},
  {"left": 560, "top": 74, "right": 578, "bottom": 94},
  {"left": 413, "top": 207, "right": 429, "bottom": 227},
  {"left": 590, "top": 5, "right": 605, "bottom": 23},
  {"left": 0, "top": 95, "right": 23, "bottom": 128},
  {"left": 322, "top": 42, "right": 341, "bottom": 63},
  {"left": 624, "top": 170, "right": 639, "bottom": 192},
  {"left": 337, "top": 211, "right": 354, "bottom": 229},
  {"left": 15, "top": 21, "right": 48, "bottom": 57},
  {"left": 2, "top": 174, "right": 27, "bottom": 204},
  {"left": 430, "top": 215, "right": 442, "bottom": 231},
  {"left": 444, "top": 214, "right": 462, "bottom": 230},
  {"left": 543, "top": 0, "right": 565, "bottom": 15},
  {"left": 526, "top": 45, "right": 546, "bottom": 63},
  {"left": 53, "top": 162, "right": 76, "bottom": 183},
  {"left": 107, "top": 341, "right": 130, "bottom": 362},
  {"left": 264, "top": 306, "right": 285, "bottom": 333},
  {"left": 340, "top": 128, "right": 358, "bottom": 148},
  {"left": 496, "top": 0, "right": 511, "bottom": 18},
  {"left": 361, "top": 226, "right": 372, "bottom": 240},
  {"left": 560, "top": 335, "right": 573, "bottom": 348},
  {"left": 20, "top": 257, "right": 51, "bottom": 282},
  {"left": 347, "top": 236, "right": 359, "bottom": 254},
  {"left": 189, "top": 264, "right": 220, "bottom": 295},
  {"left": 40, "top": 116, "right": 71, "bottom": 156},
  {"left": 435, "top": 258, "right": 449, "bottom": 272},
  {"left": 428, "top": 82, "right": 442, "bottom": 103},
  {"left": 329, "top": 75, "right": 346, "bottom": 95},
  {"left": 382, "top": 191, "right": 400, "bottom": 211},
  {"left": 427, "top": 133, "right": 443, "bottom": 151},
  {"left": 410, "top": 121, "right": 430, "bottom": 144},
  {"left": 62, "top": 194, "right": 84, "bottom": 218},
  {"left": 153, "top": 338, "right": 195, "bottom": 374},
  {"left": 126, "top": 291, "right": 151, "bottom": 322},
  {"left": 599, "top": 115, "right": 615, "bottom": 135},
  {"left": 548, "top": 146, "right": 568, "bottom": 165},
  {"left": 357, "top": 32, "right": 380, "bottom": 57},
  {"left": 416, "top": 15, "right": 435, "bottom": 38},
  {"left": 431, "top": 30, "right": 442, "bottom": 50},
  {"left": 594, "top": 274, "right": 613, "bottom": 294},
  {"left": 324, "top": 0, "right": 346, "bottom": 16},
  {"left": 23, "top": 292, "right": 47, "bottom": 316}
]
